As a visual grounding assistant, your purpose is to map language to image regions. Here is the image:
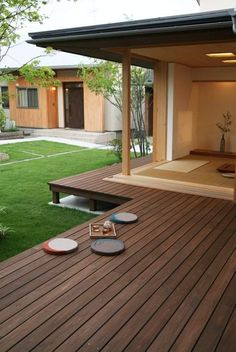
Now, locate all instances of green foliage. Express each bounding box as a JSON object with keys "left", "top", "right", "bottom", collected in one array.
[
  {"left": 0, "top": 207, "right": 14, "bottom": 240},
  {"left": 0, "top": 108, "right": 7, "bottom": 130},
  {"left": 107, "top": 138, "right": 122, "bottom": 161},
  {"left": 81, "top": 60, "right": 152, "bottom": 157},
  {"left": 0, "top": 0, "right": 46, "bottom": 48},
  {"left": 0, "top": 224, "right": 14, "bottom": 240},
  {"left": 80, "top": 61, "right": 122, "bottom": 110},
  {"left": 19, "top": 60, "right": 60, "bottom": 88},
  {"left": 0, "top": 1, "right": 60, "bottom": 87},
  {"left": 0, "top": 207, "right": 6, "bottom": 214}
]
